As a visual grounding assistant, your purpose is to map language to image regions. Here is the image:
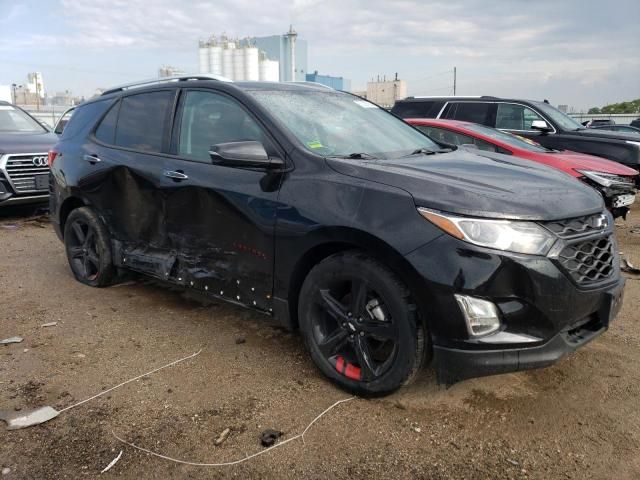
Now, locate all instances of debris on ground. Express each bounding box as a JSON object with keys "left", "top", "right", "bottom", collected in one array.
[
  {"left": 0, "top": 406, "right": 60, "bottom": 430},
  {"left": 0, "top": 350, "right": 202, "bottom": 430},
  {"left": 41, "top": 322, "right": 58, "bottom": 328},
  {"left": 100, "top": 450, "right": 123, "bottom": 474},
  {"left": 1, "top": 224, "right": 20, "bottom": 230},
  {"left": 621, "top": 256, "right": 640, "bottom": 275},
  {"left": 506, "top": 458, "right": 520, "bottom": 466},
  {"left": 1, "top": 337, "right": 23, "bottom": 345},
  {"left": 235, "top": 336, "right": 246, "bottom": 345},
  {"left": 260, "top": 429, "right": 282, "bottom": 447},
  {"left": 214, "top": 428, "right": 230, "bottom": 446},
  {"left": 111, "top": 397, "right": 354, "bottom": 467},
  {"left": 2, "top": 467, "right": 11, "bottom": 475}
]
